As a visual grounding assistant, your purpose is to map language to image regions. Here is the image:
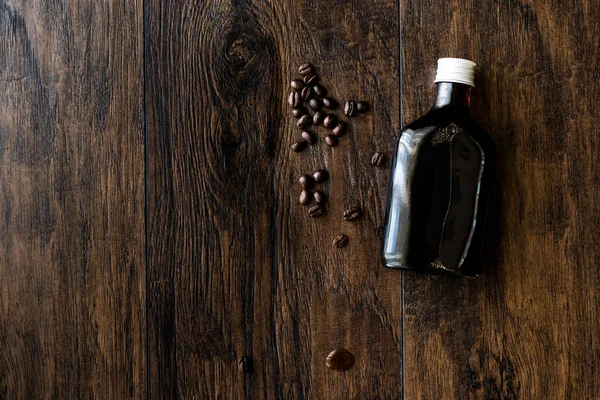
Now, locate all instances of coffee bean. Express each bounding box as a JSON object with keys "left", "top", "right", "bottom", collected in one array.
[
  {"left": 313, "top": 84, "right": 327, "bottom": 97},
  {"left": 323, "top": 114, "right": 338, "bottom": 129},
  {"left": 309, "top": 205, "right": 324, "bottom": 218},
  {"left": 332, "top": 122, "right": 347, "bottom": 137},
  {"left": 333, "top": 234, "right": 349, "bottom": 248},
  {"left": 304, "top": 73, "right": 318, "bottom": 85},
  {"left": 292, "top": 108, "right": 306, "bottom": 118},
  {"left": 343, "top": 206, "right": 362, "bottom": 221},
  {"left": 371, "top": 152, "right": 385, "bottom": 167},
  {"left": 291, "top": 79, "right": 304, "bottom": 91},
  {"left": 344, "top": 100, "right": 357, "bottom": 117},
  {"left": 313, "top": 190, "right": 326, "bottom": 205},
  {"left": 288, "top": 92, "right": 301, "bottom": 107},
  {"left": 299, "top": 174, "right": 315, "bottom": 189},
  {"left": 322, "top": 97, "right": 338, "bottom": 109},
  {"left": 313, "top": 111, "right": 325, "bottom": 126},
  {"left": 238, "top": 356, "right": 252, "bottom": 372},
  {"left": 298, "top": 63, "right": 314, "bottom": 75},
  {"left": 313, "top": 169, "right": 329, "bottom": 183},
  {"left": 356, "top": 101, "right": 370, "bottom": 112},
  {"left": 325, "top": 135, "right": 338, "bottom": 147},
  {"left": 326, "top": 349, "right": 355, "bottom": 372},
  {"left": 291, "top": 141, "right": 307, "bottom": 152},
  {"left": 297, "top": 114, "right": 312, "bottom": 129},
  {"left": 301, "top": 130, "right": 317, "bottom": 144},
  {"left": 301, "top": 86, "right": 313, "bottom": 101},
  {"left": 299, "top": 190, "right": 312, "bottom": 205},
  {"left": 309, "top": 98, "right": 322, "bottom": 111}
]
